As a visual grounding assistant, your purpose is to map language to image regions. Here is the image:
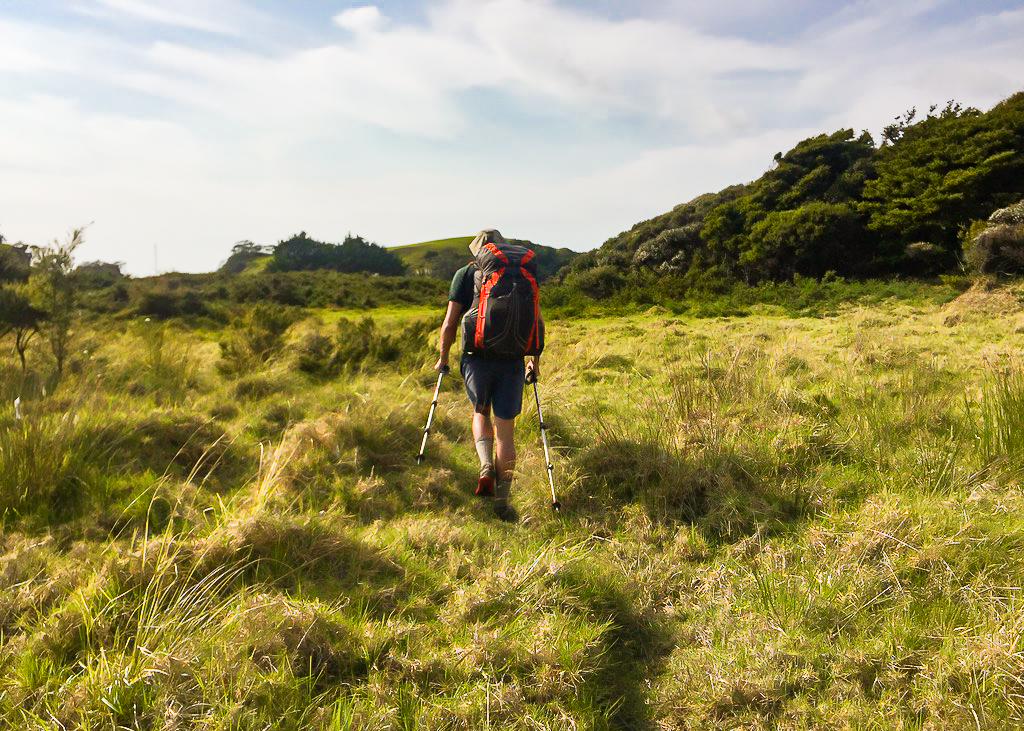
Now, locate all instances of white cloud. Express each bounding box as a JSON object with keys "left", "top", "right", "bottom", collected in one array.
[{"left": 334, "top": 6, "right": 385, "bottom": 34}]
